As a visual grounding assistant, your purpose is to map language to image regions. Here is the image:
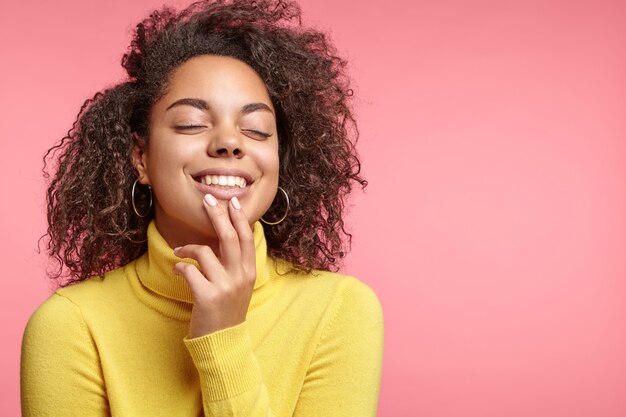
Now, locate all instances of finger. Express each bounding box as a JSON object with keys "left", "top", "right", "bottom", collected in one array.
[
  {"left": 173, "top": 262, "right": 212, "bottom": 296},
  {"left": 229, "top": 197, "right": 256, "bottom": 277},
  {"left": 203, "top": 193, "right": 241, "bottom": 269},
  {"left": 174, "top": 244, "right": 226, "bottom": 285}
]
